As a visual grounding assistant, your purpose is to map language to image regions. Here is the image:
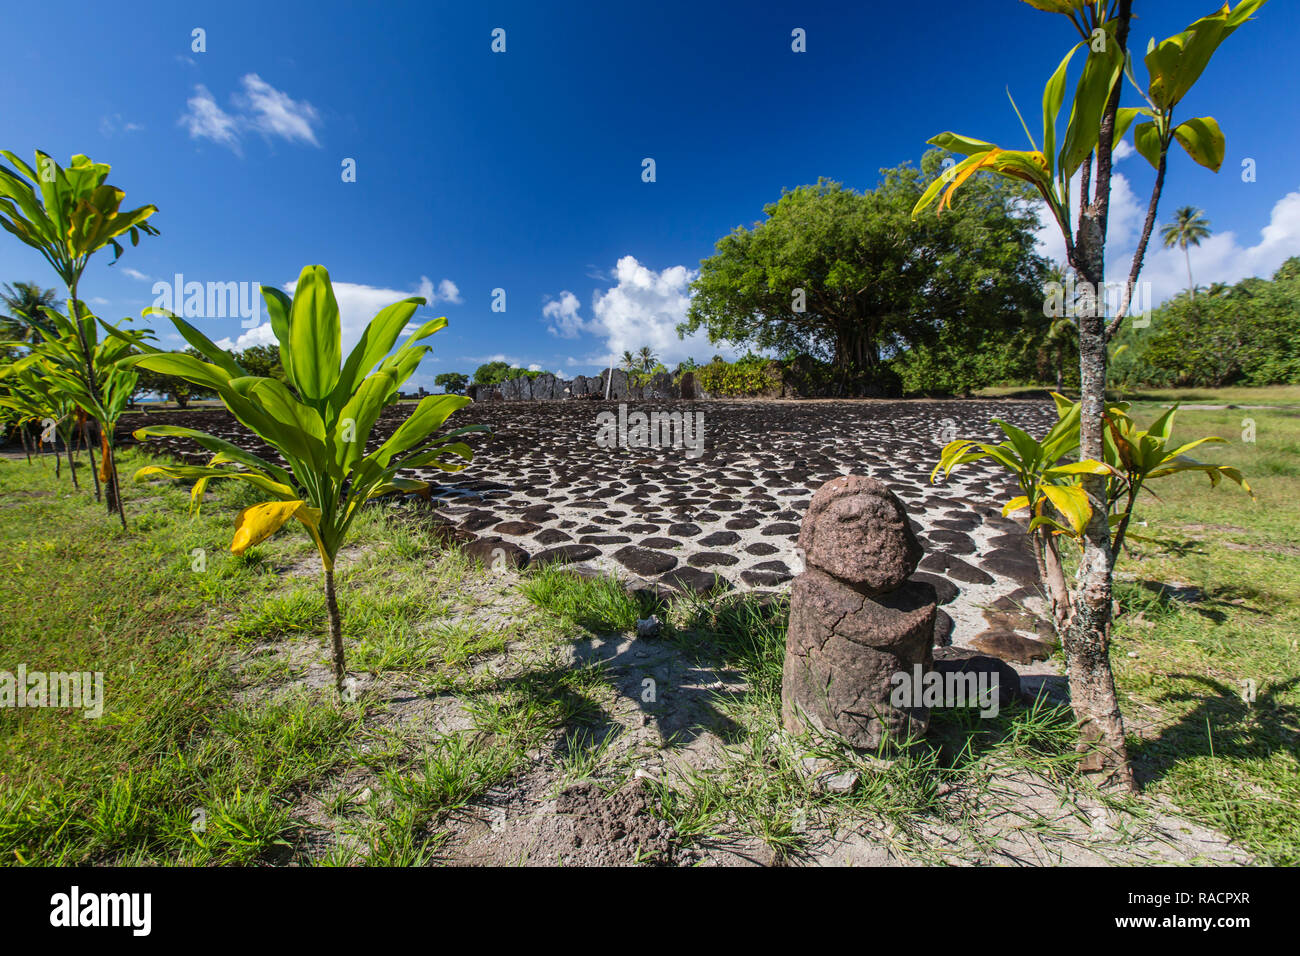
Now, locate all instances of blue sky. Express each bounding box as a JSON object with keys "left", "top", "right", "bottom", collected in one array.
[{"left": 2, "top": 0, "right": 1297, "bottom": 390}]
